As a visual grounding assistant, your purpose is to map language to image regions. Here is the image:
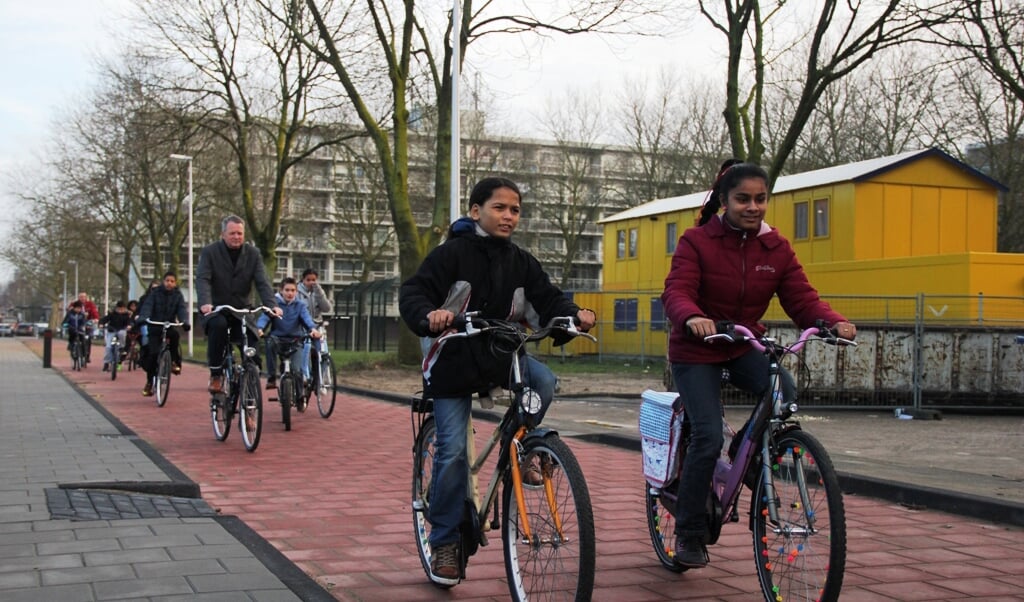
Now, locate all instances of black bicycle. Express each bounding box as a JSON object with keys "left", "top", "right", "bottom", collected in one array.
[
  {"left": 304, "top": 321, "right": 336, "bottom": 418},
  {"left": 267, "top": 335, "right": 309, "bottom": 431},
  {"left": 411, "top": 313, "right": 596, "bottom": 601},
  {"left": 145, "top": 319, "right": 184, "bottom": 408},
  {"left": 643, "top": 322, "right": 855, "bottom": 601},
  {"left": 209, "top": 305, "right": 274, "bottom": 452},
  {"left": 69, "top": 329, "right": 87, "bottom": 371}
]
